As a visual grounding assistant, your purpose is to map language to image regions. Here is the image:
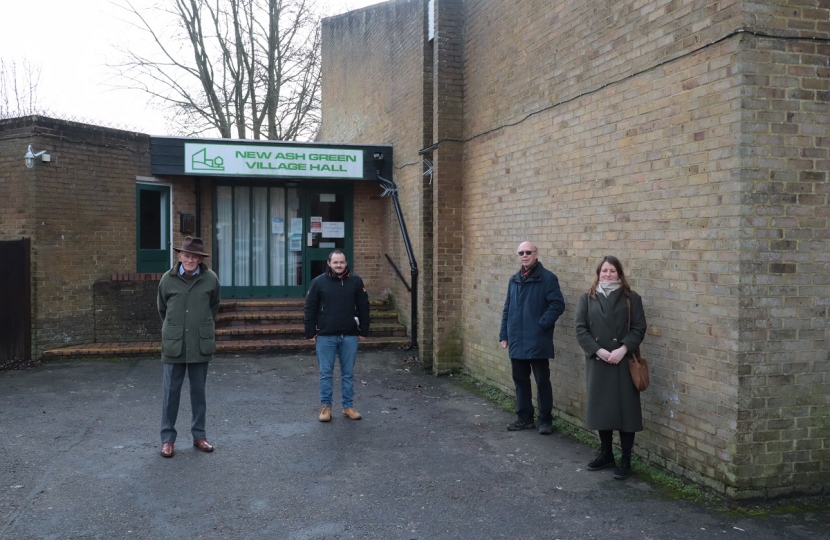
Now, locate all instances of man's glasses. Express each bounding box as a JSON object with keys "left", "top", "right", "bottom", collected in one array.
[{"left": 517, "top": 251, "right": 536, "bottom": 256}]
